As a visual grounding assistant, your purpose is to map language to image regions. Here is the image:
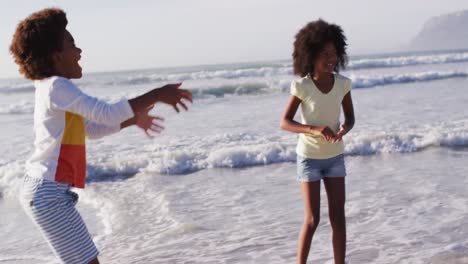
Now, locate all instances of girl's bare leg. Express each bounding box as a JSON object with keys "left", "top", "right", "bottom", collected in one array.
[
  {"left": 324, "top": 177, "right": 346, "bottom": 264},
  {"left": 89, "top": 257, "right": 99, "bottom": 264},
  {"left": 297, "top": 181, "right": 321, "bottom": 264}
]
